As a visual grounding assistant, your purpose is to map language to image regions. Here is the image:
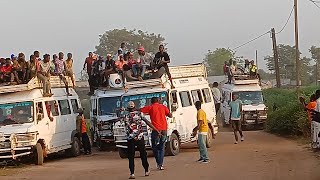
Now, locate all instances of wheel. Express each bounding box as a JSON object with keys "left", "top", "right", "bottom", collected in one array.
[
  {"left": 68, "top": 137, "right": 81, "bottom": 157},
  {"left": 206, "top": 128, "right": 213, "bottom": 148},
  {"left": 118, "top": 148, "right": 128, "bottom": 159},
  {"left": 165, "top": 133, "right": 180, "bottom": 156},
  {"left": 34, "top": 143, "right": 44, "bottom": 165},
  {"left": 97, "top": 137, "right": 107, "bottom": 151}
]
